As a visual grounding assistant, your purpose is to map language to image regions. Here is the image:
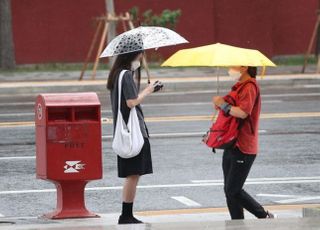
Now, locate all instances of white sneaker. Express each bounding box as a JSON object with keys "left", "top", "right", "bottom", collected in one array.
[{"left": 266, "top": 211, "right": 277, "bottom": 219}]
